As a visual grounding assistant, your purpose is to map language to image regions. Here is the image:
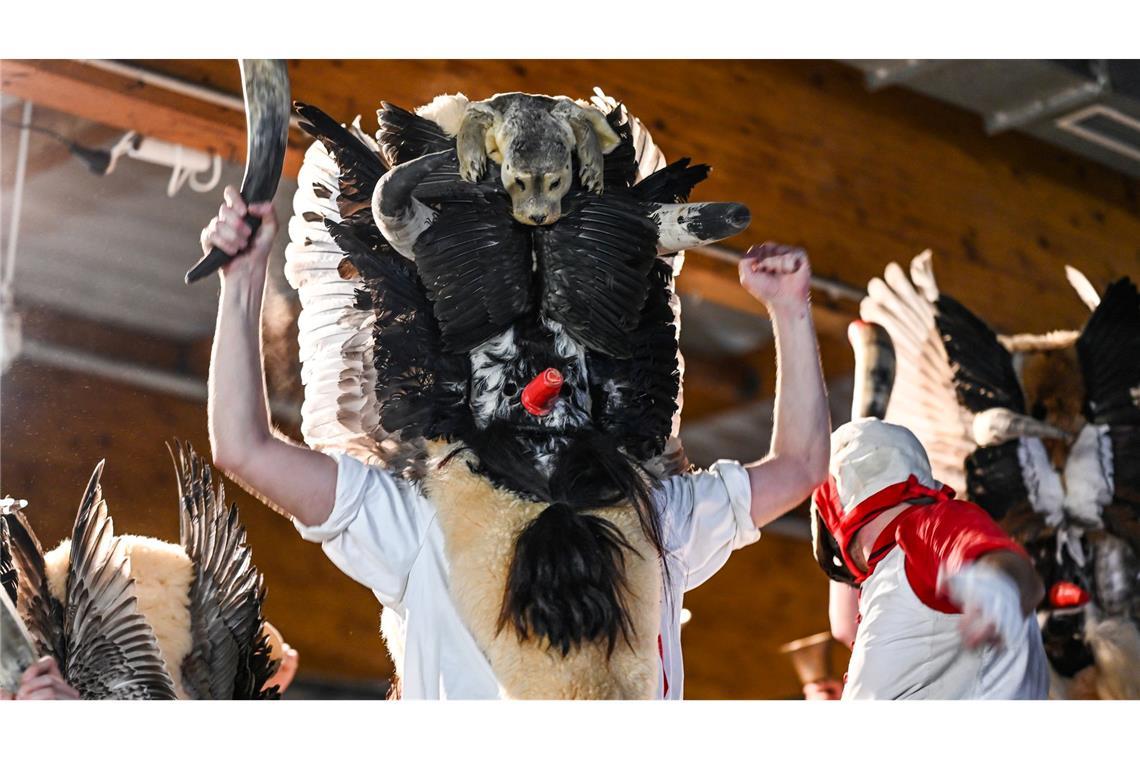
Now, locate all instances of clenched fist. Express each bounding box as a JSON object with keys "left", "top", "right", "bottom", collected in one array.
[
  {"left": 738, "top": 242, "right": 812, "bottom": 313},
  {"left": 199, "top": 185, "right": 278, "bottom": 280}
]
